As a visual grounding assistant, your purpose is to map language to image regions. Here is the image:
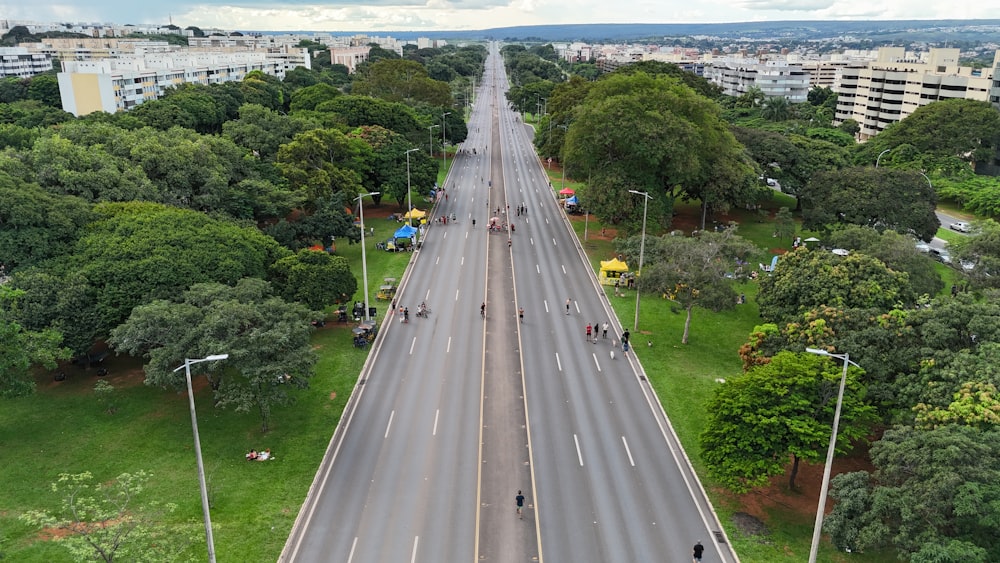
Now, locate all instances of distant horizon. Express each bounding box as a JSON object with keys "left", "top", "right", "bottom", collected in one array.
[{"left": 0, "top": 0, "right": 985, "bottom": 35}]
